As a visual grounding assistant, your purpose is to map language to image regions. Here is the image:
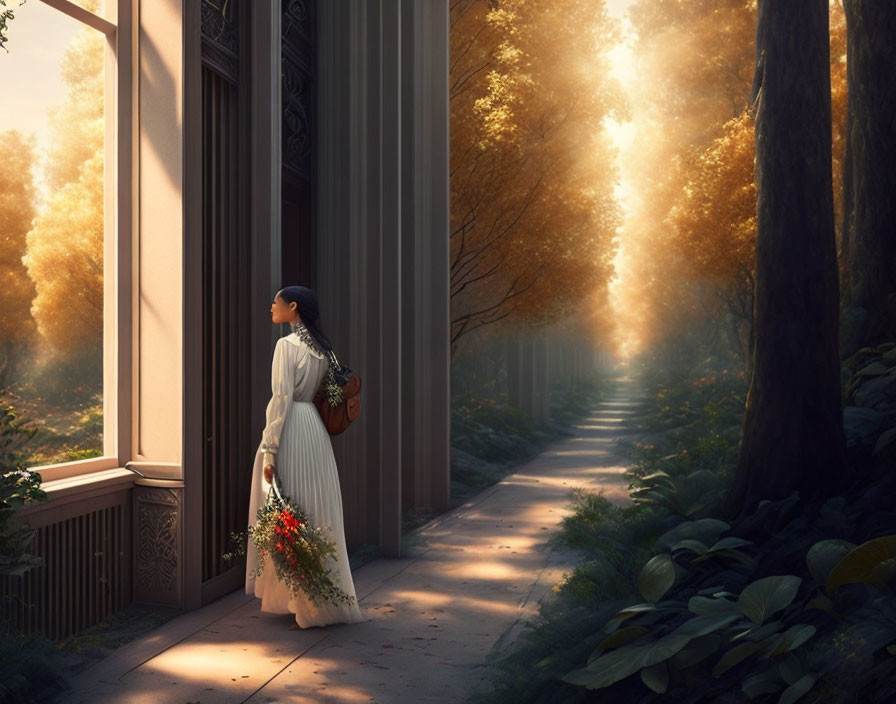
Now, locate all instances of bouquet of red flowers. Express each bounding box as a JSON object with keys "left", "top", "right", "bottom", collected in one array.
[{"left": 224, "top": 475, "right": 355, "bottom": 608}]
